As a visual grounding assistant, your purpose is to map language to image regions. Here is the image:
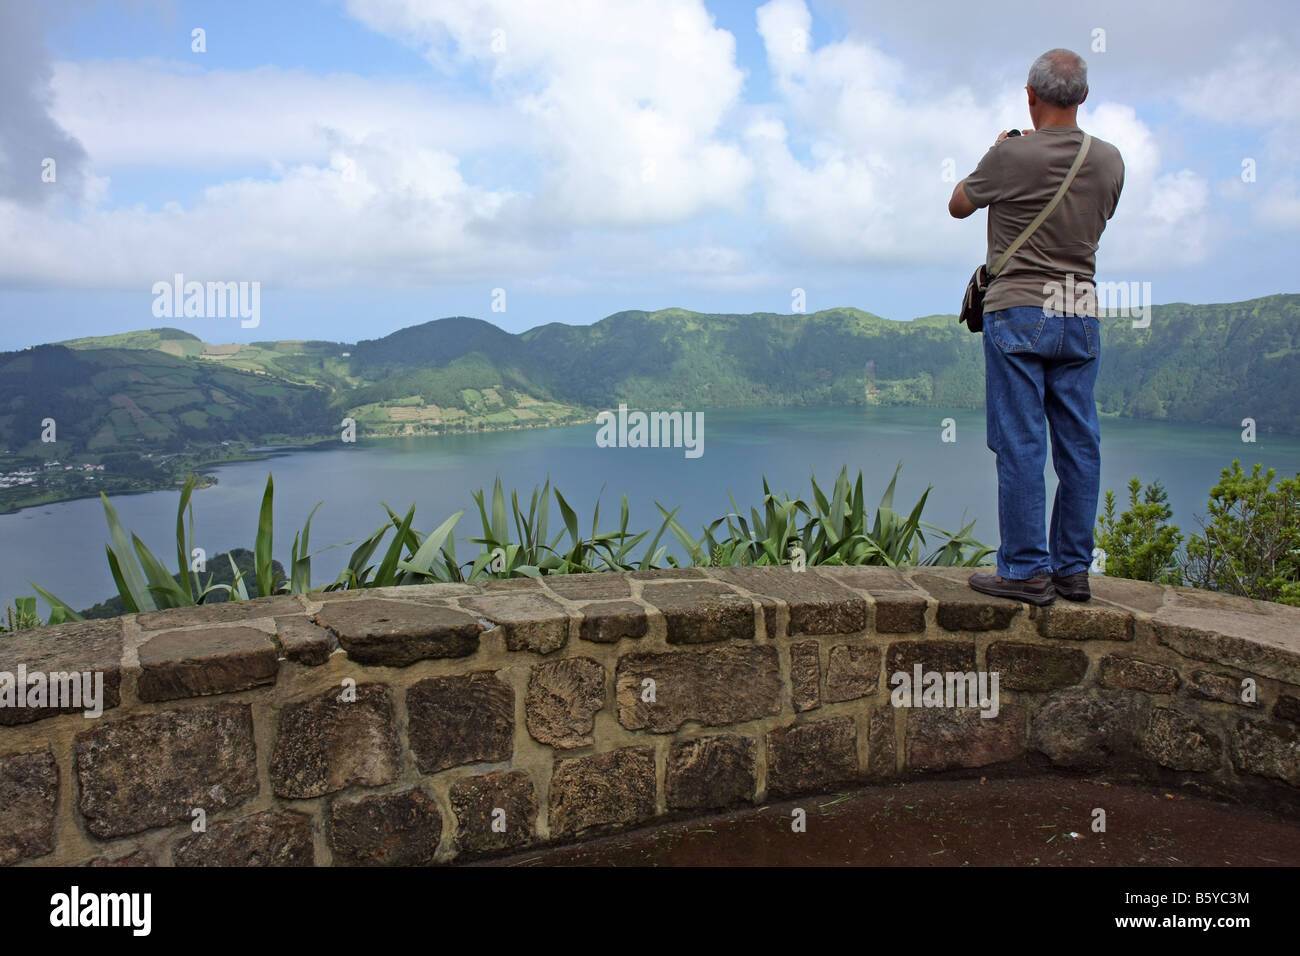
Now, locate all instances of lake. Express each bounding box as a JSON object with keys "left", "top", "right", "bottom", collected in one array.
[{"left": 3, "top": 405, "right": 1298, "bottom": 612}]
